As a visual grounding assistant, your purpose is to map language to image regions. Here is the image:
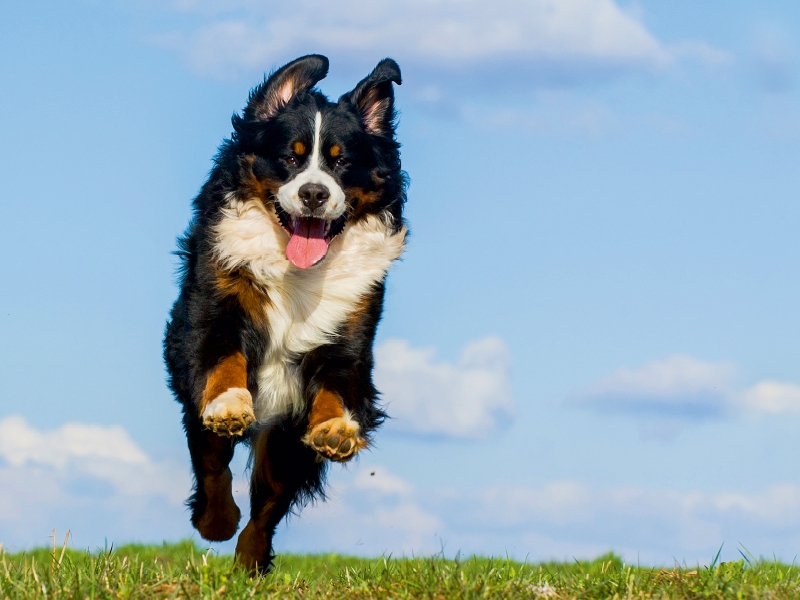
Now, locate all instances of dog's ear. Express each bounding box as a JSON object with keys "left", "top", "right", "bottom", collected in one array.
[
  {"left": 244, "top": 55, "right": 329, "bottom": 121},
  {"left": 340, "top": 58, "right": 402, "bottom": 136}
]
